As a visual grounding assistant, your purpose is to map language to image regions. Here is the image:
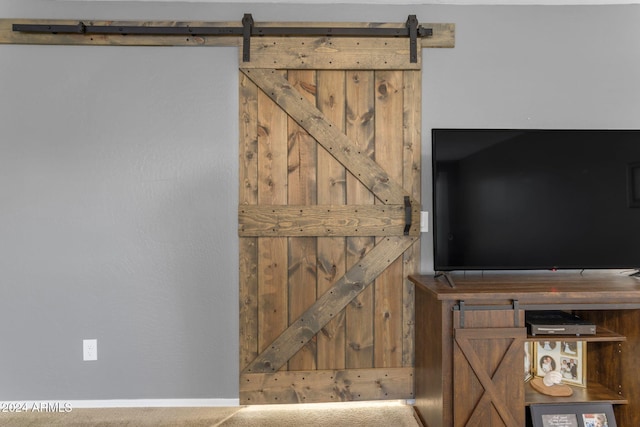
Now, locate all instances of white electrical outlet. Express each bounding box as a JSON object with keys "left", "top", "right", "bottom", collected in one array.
[
  {"left": 83, "top": 339, "right": 98, "bottom": 361},
  {"left": 420, "top": 211, "right": 429, "bottom": 233}
]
